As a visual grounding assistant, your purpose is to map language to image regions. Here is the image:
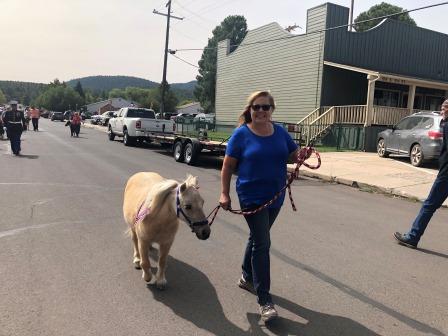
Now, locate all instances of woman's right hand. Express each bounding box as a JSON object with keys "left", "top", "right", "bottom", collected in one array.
[{"left": 219, "top": 192, "right": 231, "bottom": 210}]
